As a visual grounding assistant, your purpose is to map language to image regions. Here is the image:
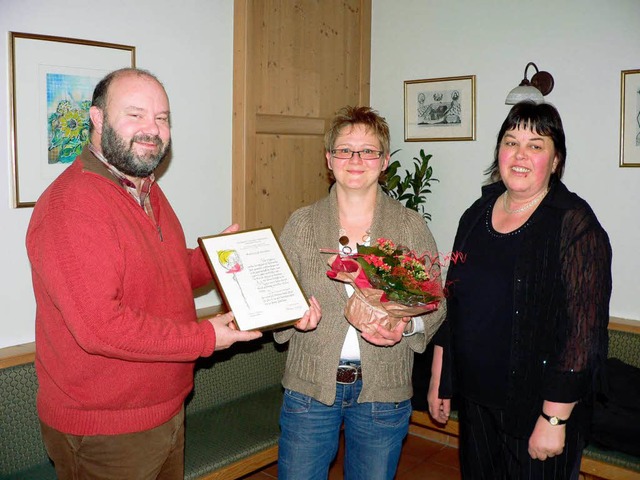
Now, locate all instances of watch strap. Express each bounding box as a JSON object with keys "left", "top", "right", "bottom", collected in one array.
[
  {"left": 402, "top": 319, "right": 416, "bottom": 337},
  {"left": 540, "top": 412, "right": 567, "bottom": 426}
]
